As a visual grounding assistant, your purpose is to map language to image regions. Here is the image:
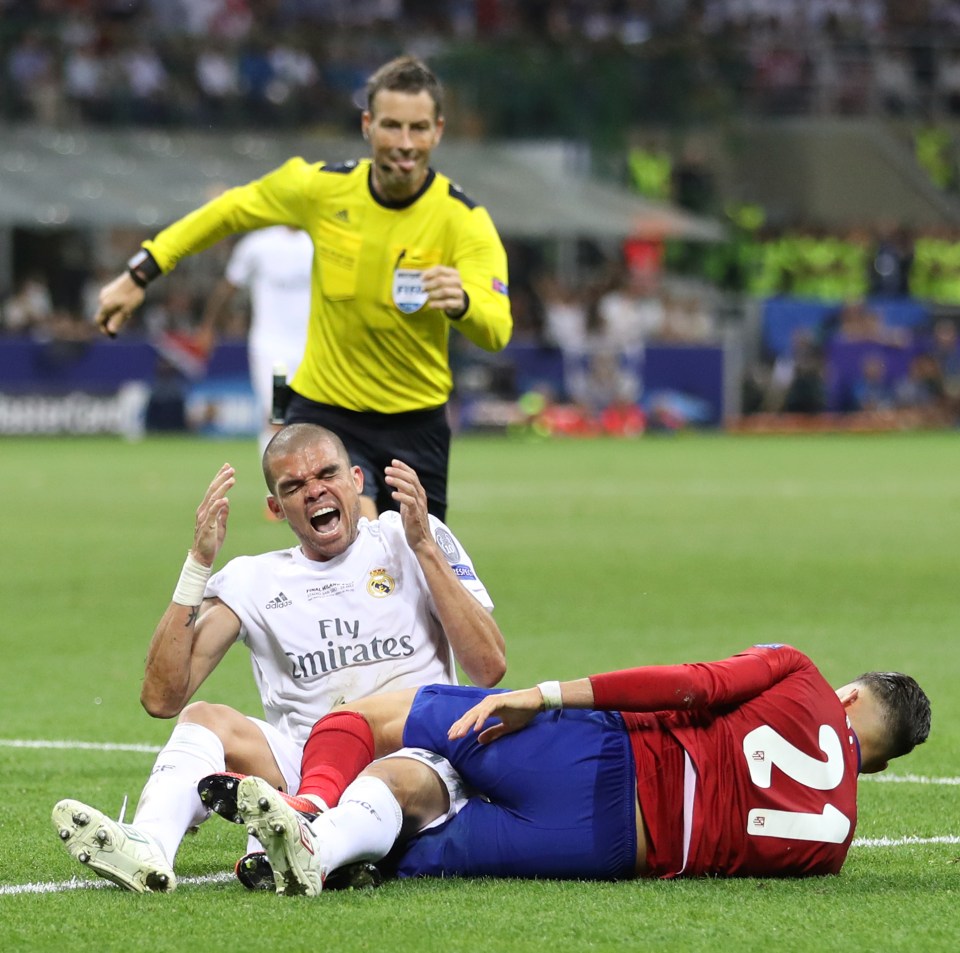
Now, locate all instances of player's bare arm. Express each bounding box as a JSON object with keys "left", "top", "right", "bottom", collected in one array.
[
  {"left": 421, "top": 264, "right": 467, "bottom": 317},
  {"left": 140, "top": 464, "right": 241, "bottom": 717},
  {"left": 386, "top": 459, "right": 506, "bottom": 687},
  {"left": 448, "top": 679, "right": 597, "bottom": 744},
  {"left": 94, "top": 271, "right": 146, "bottom": 338}
]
